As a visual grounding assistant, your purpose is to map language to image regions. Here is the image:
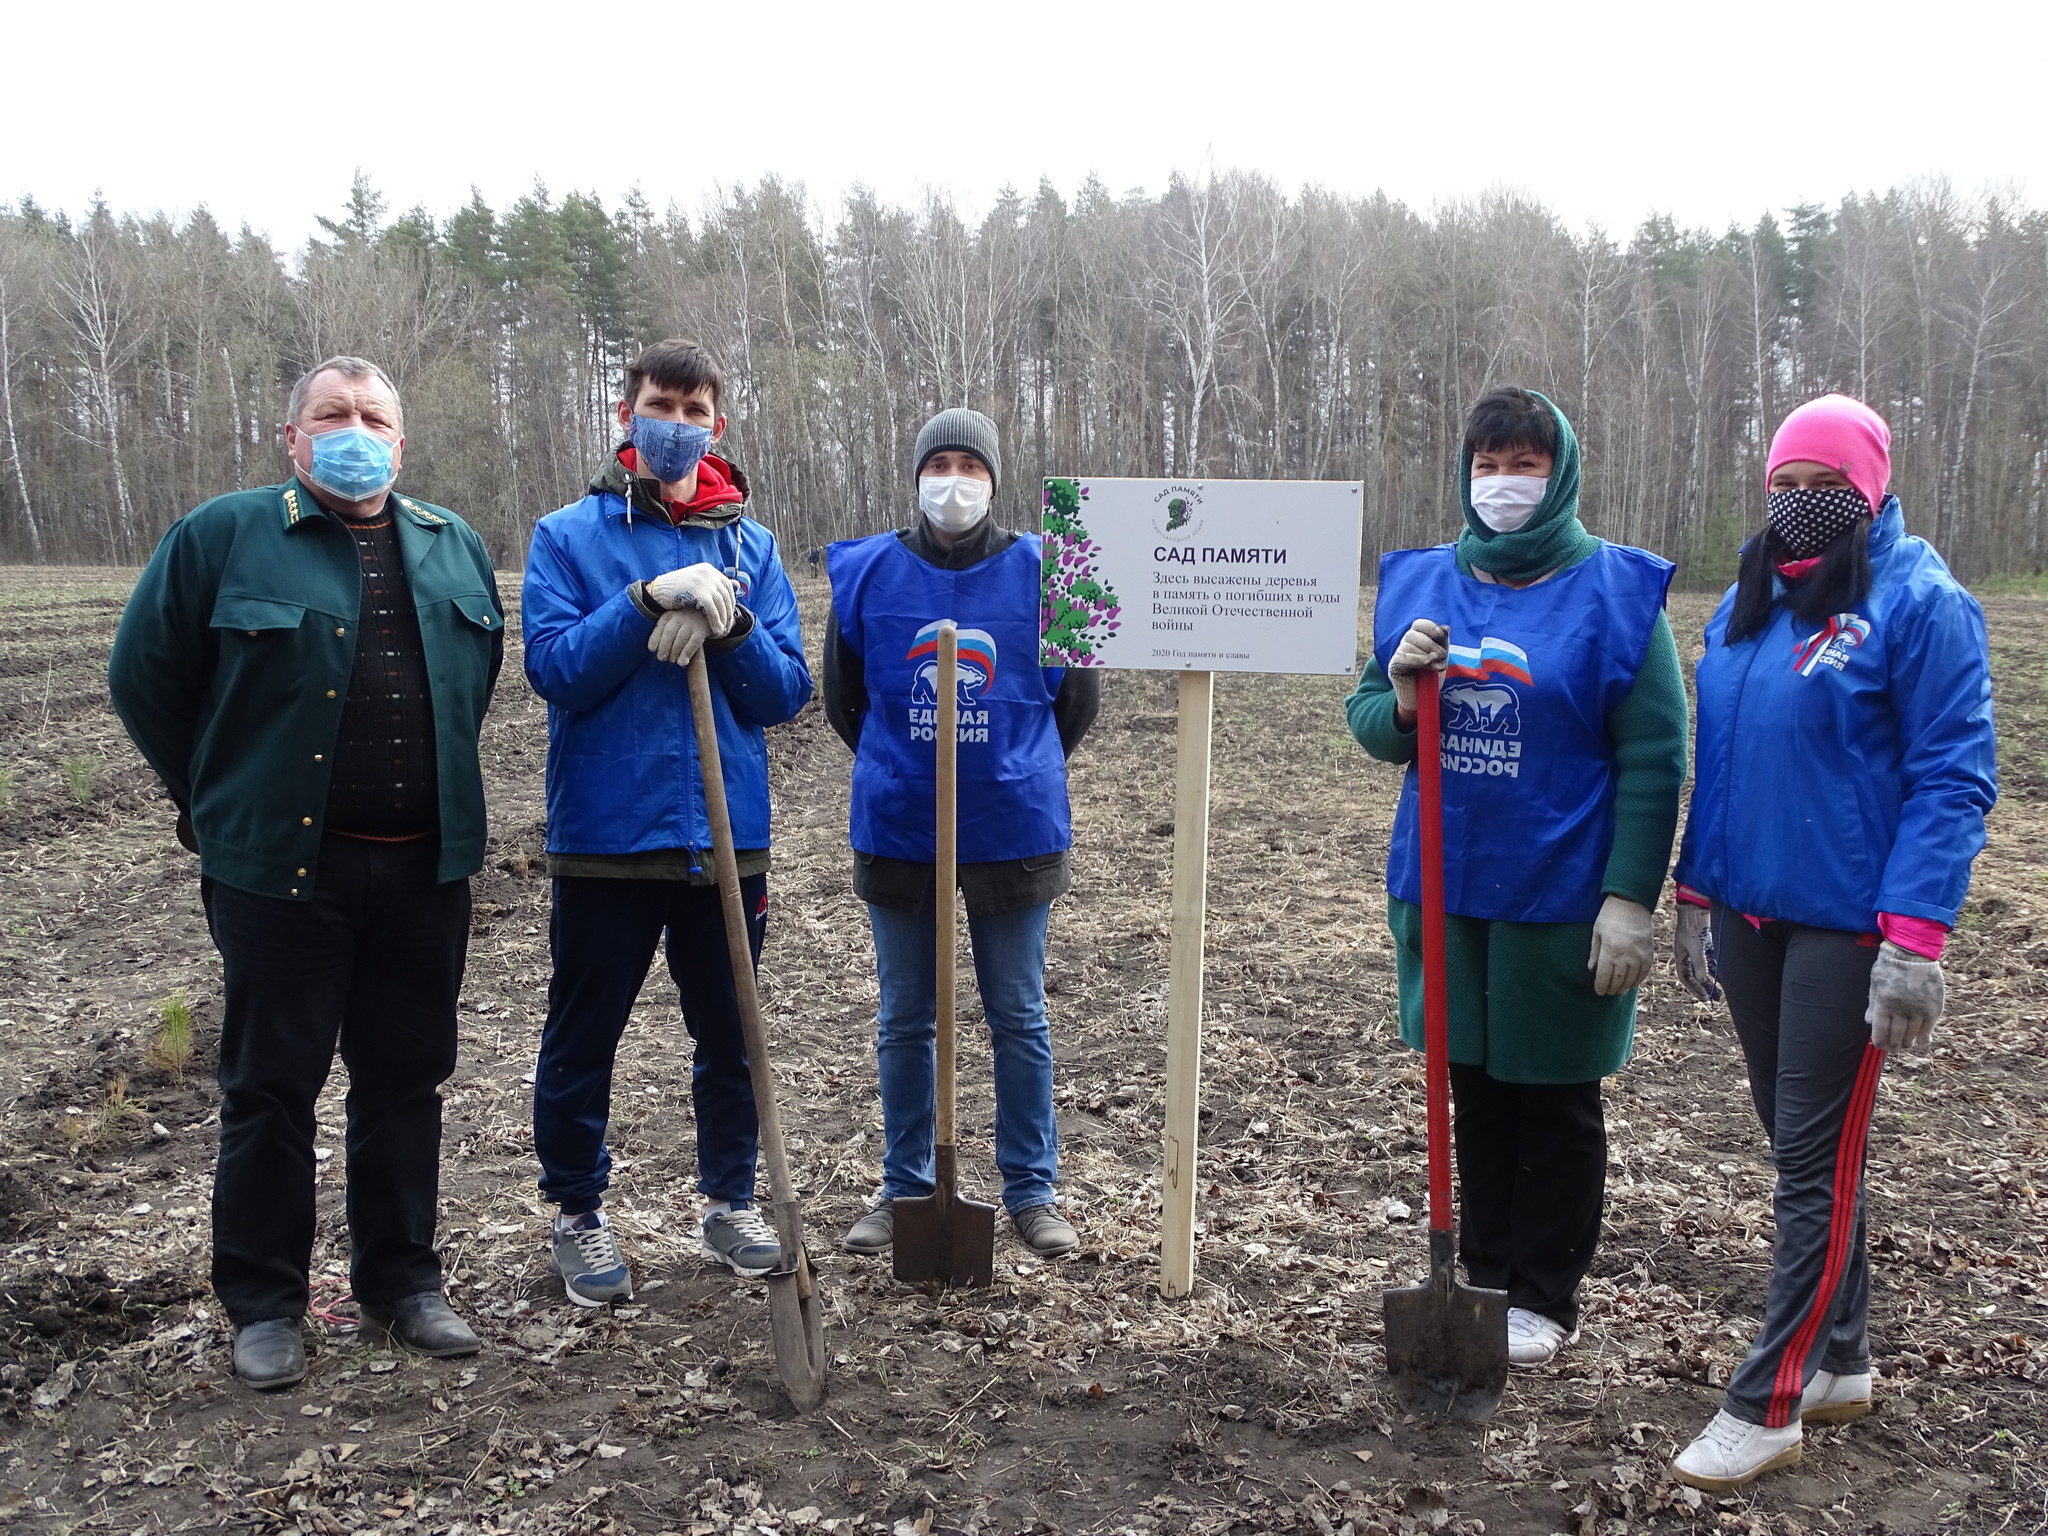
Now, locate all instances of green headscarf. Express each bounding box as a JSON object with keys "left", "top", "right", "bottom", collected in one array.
[{"left": 1455, "top": 390, "right": 1599, "bottom": 582}]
